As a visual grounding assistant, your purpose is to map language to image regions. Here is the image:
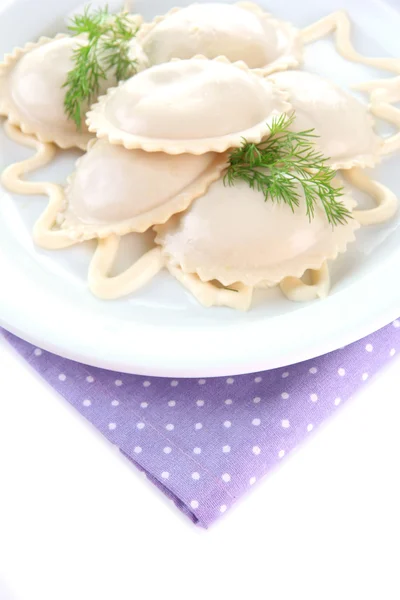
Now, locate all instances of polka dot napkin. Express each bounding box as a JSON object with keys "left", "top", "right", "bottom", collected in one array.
[{"left": 2, "top": 320, "right": 400, "bottom": 527}]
